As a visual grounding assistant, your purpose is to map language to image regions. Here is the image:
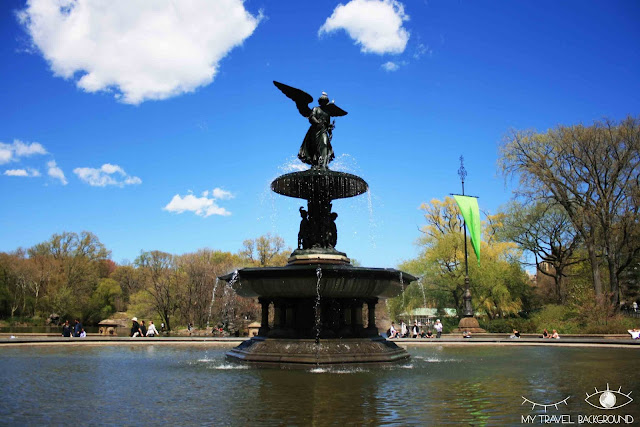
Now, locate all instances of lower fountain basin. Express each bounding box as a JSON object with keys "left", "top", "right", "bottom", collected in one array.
[
  {"left": 220, "top": 264, "right": 417, "bottom": 299},
  {"left": 227, "top": 337, "right": 409, "bottom": 366}
]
